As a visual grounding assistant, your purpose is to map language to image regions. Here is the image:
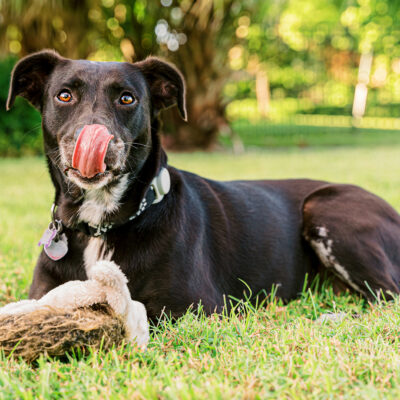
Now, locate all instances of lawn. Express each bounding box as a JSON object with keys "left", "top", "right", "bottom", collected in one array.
[
  {"left": 1, "top": 146, "right": 400, "bottom": 399},
  {"left": 228, "top": 118, "right": 400, "bottom": 149}
]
